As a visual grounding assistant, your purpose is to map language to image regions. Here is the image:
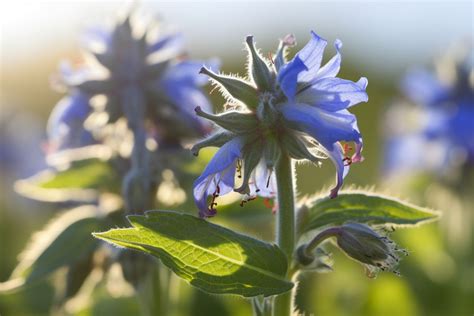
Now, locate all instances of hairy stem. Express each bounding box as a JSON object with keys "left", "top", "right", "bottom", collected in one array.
[
  {"left": 303, "top": 227, "right": 340, "bottom": 257},
  {"left": 273, "top": 153, "right": 295, "bottom": 316}
]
